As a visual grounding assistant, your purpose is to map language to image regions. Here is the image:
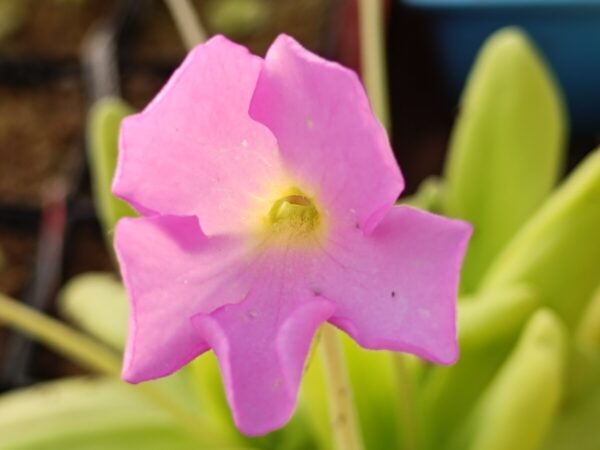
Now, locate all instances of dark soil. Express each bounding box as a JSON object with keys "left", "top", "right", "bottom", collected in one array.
[
  {"left": 0, "top": 77, "right": 83, "bottom": 208},
  {"left": 121, "top": 68, "right": 170, "bottom": 110},
  {"left": 0, "top": 0, "right": 118, "bottom": 62},
  {"left": 0, "top": 225, "right": 36, "bottom": 297}
]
